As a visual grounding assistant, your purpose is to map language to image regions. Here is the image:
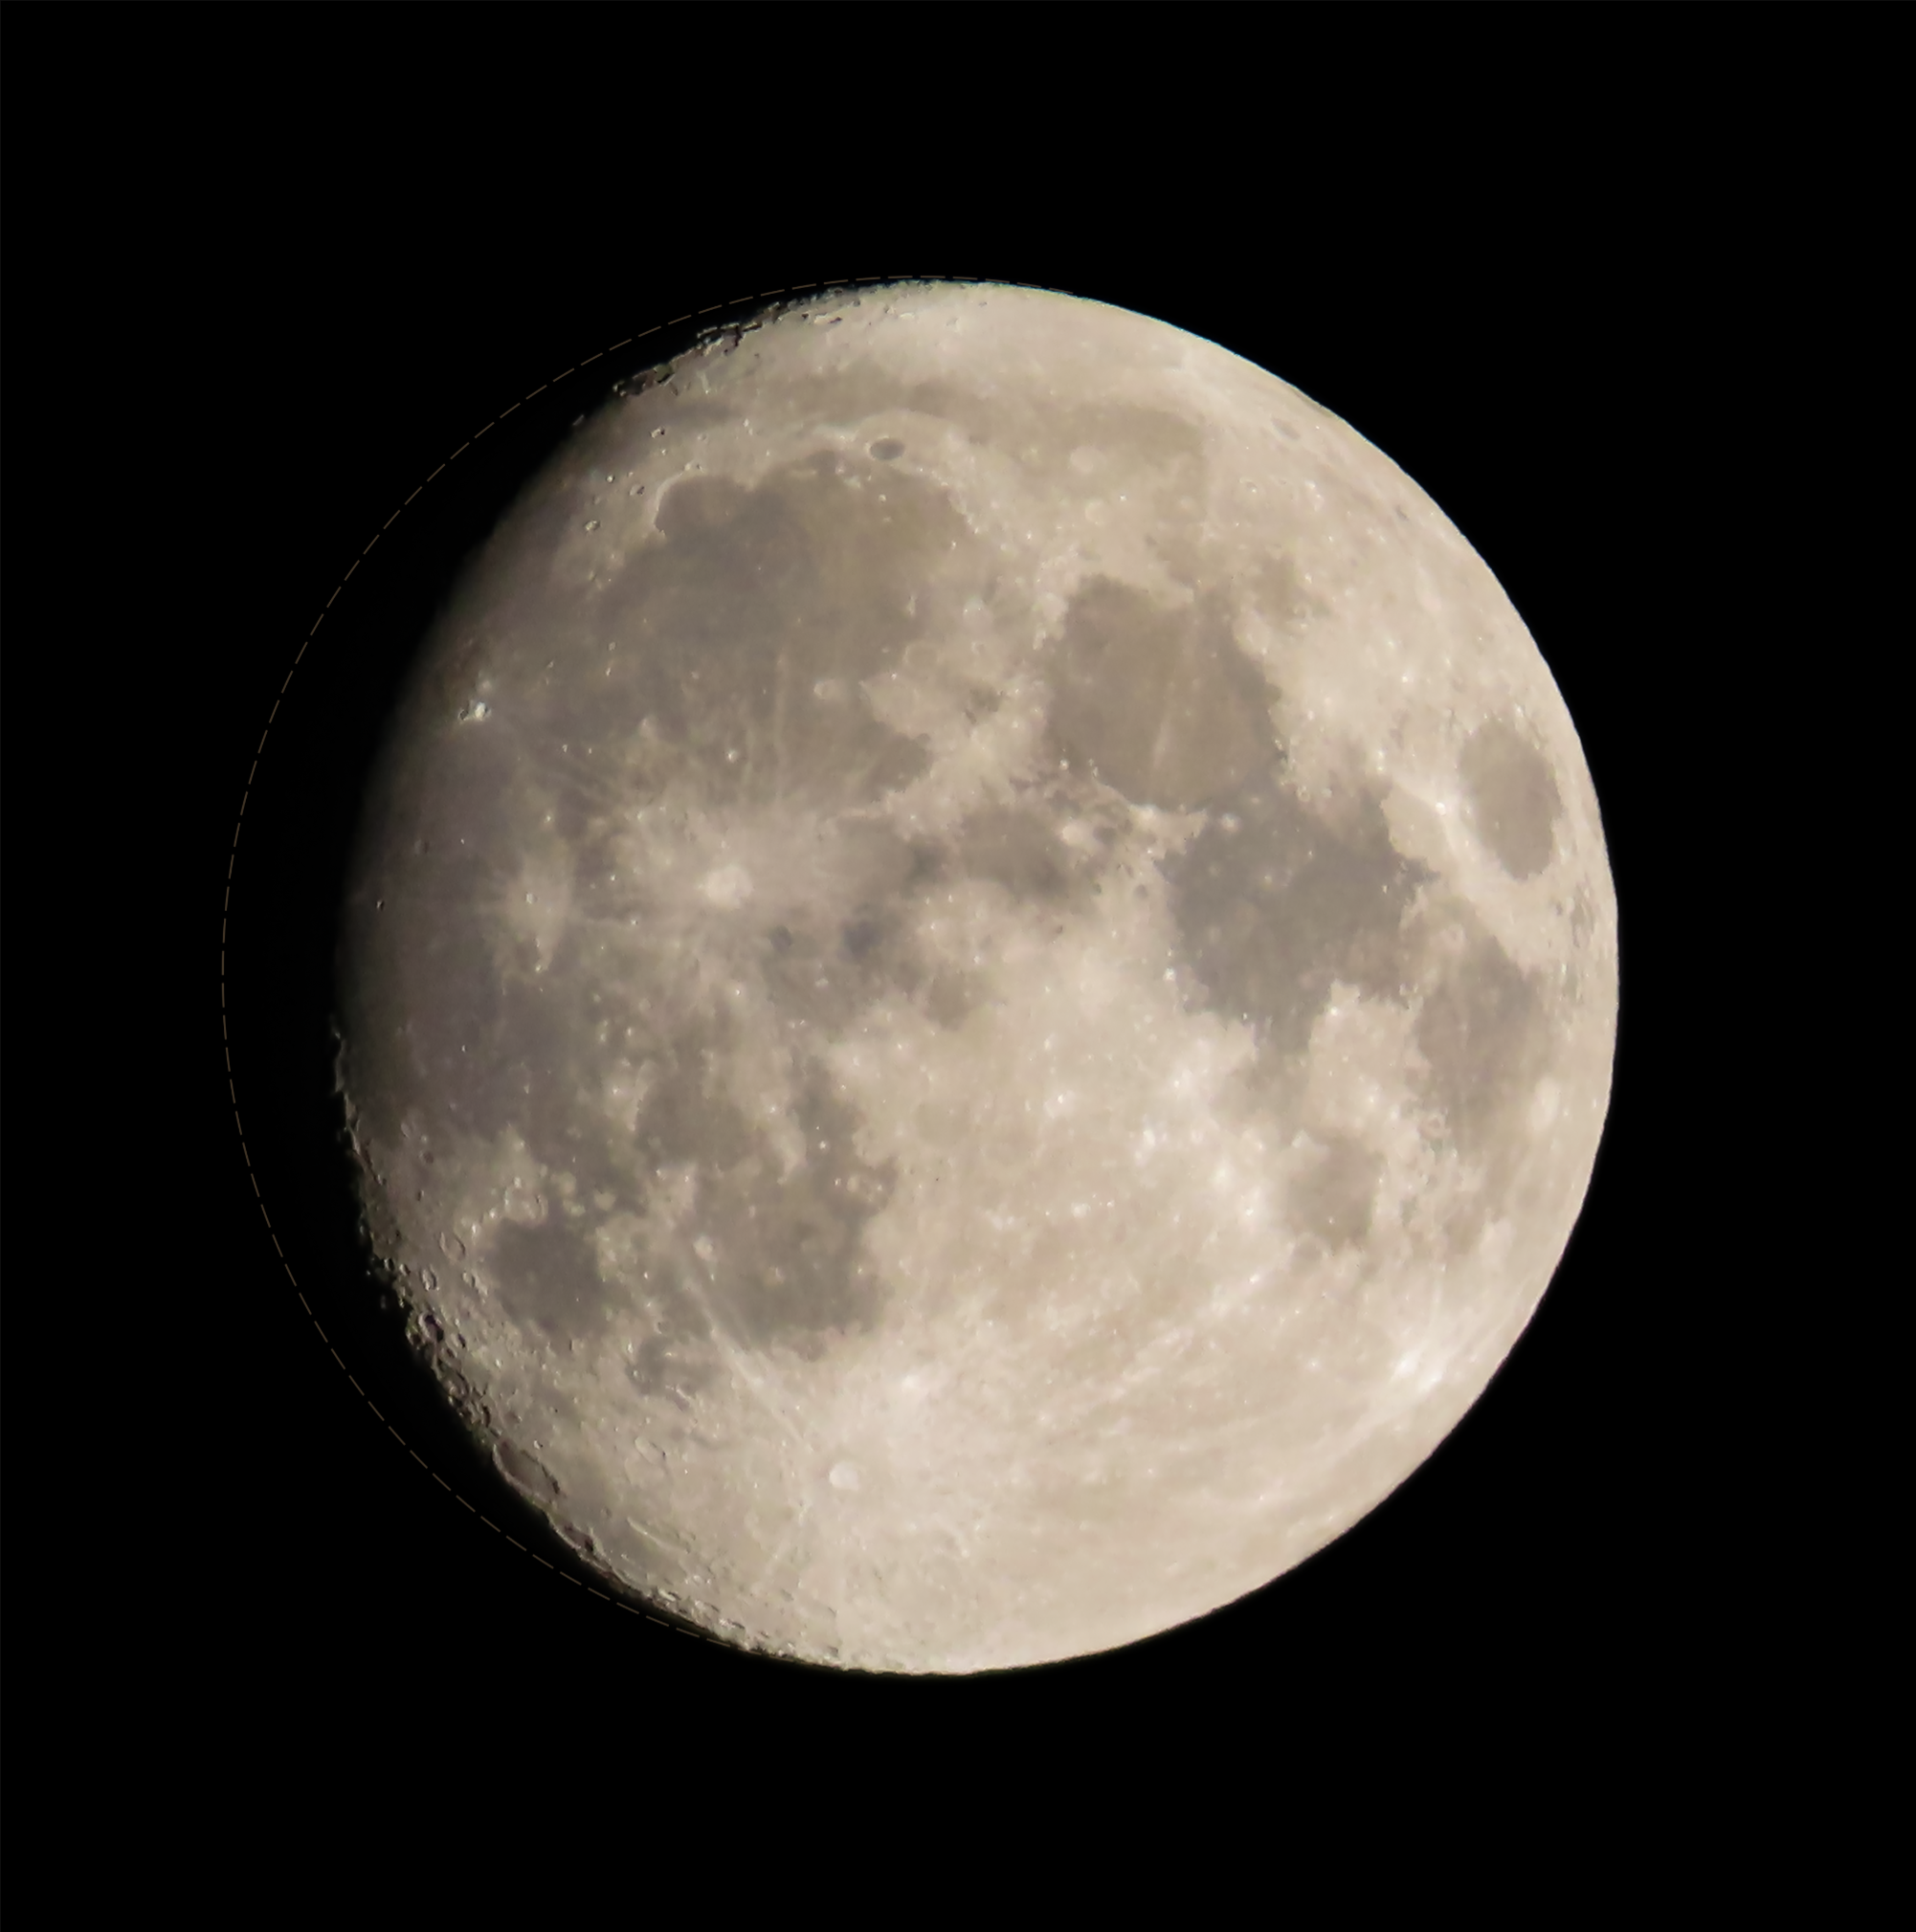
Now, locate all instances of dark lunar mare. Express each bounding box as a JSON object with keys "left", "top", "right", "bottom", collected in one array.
[
  {"left": 344, "top": 419, "right": 1010, "bottom": 1380},
  {"left": 1164, "top": 761, "right": 1435, "bottom": 1060},
  {"left": 1161, "top": 755, "right": 1554, "bottom": 1251}
]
